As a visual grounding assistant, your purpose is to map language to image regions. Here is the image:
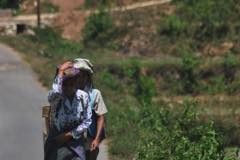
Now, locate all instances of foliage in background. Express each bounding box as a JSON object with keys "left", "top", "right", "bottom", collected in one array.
[
  {"left": 0, "top": 0, "right": 20, "bottom": 9},
  {"left": 122, "top": 60, "right": 156, "bottom": 105},
  {"left": 99, "top": 71, "right": 123, "bottom": 91},
  {"left": 137, "top": 101, "right": 227, "bottom": 160},
  {"left": 117, "top": 61, "right": 229, "bottom": 160},
  {"left": 159, "top": 0, "right": 240, "bottom": 45},
  {"left": 83, "top": 8, "right": 118, "bottom": 47},
  {"left": 30, "top": 27, "right": 82, "bottom": 58},
  {"left": 222, "top": 53, "right": 238, "bottom": 84},
  {"left": 179, "top": 51, "right": 201, "bottom": 94},
  {"left": 158, "top": 15, "right": 187, "bottom": 41}
]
